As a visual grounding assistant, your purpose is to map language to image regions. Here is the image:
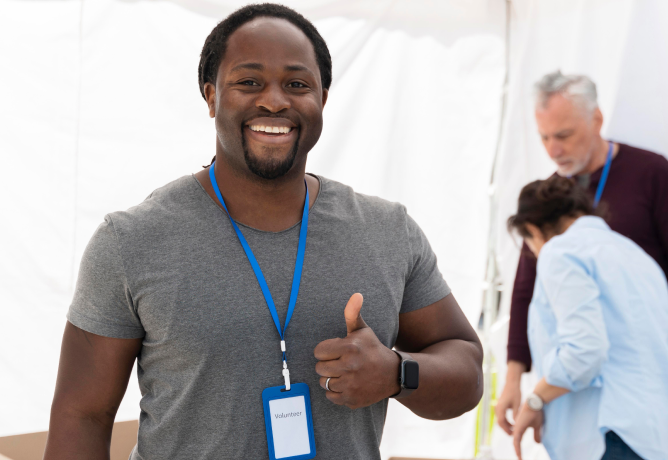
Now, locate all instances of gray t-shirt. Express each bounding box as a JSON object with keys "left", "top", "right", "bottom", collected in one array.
[{"left": 68, "top": 174, "right": 450, "bottom": 460}]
